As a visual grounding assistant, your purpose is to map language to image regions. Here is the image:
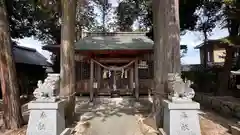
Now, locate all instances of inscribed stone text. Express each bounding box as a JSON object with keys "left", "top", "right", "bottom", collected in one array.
[
  {"left": 37, "top": 122, "right": 45, "bottom": 131},
  {"left": 40, "top": 111, "right": 47, "bottom": 119},
  {"left": 180, "top": 112, "right": 188, "bottom": 119},
  {"left": 180, "top": 123, "right": 189, "bottom": 131}
]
